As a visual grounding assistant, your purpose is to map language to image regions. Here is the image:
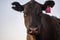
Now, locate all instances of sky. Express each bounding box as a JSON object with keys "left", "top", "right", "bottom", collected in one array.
[{"left": 0, "top": 0, "right": 60, "bottom": 40}]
